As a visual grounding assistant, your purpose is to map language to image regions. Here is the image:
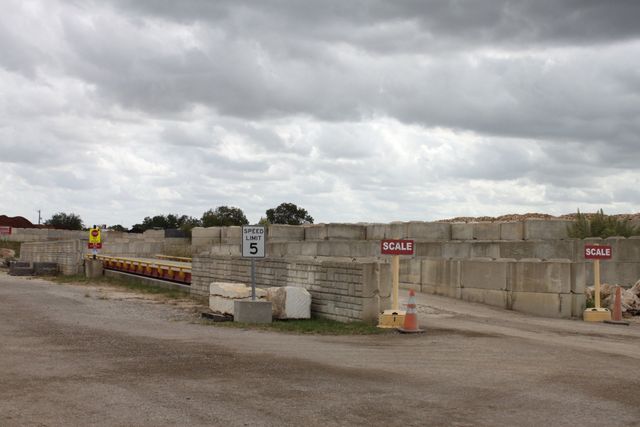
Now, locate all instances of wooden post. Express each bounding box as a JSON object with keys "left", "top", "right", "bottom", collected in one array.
[
  {"left": 392, "top": 255, "right": 399, "bottom": 311},
  {"left": 594, "top": 258, "right": 601, "bottom": 309}
]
